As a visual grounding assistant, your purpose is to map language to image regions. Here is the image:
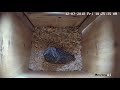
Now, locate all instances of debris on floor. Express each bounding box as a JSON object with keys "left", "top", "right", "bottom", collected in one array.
[{"left": 29, "top": 26, "right": 82, "bottom": 71}]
